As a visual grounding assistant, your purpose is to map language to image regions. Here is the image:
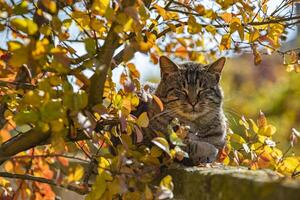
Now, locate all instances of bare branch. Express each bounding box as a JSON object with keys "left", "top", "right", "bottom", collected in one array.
[{"left": 0, "top": 172, "right": 89, "bottom": 195}]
